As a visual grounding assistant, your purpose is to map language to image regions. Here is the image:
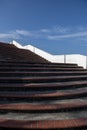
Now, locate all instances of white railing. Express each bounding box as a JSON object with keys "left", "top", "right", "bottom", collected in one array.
[{"left": 11, "top": 40, "right": 87, "bottom": 68}]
